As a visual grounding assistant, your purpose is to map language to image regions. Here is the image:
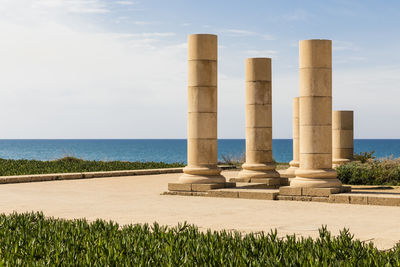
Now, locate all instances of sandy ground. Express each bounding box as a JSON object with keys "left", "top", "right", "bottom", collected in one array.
[{"left": 0, "top": 170, "right": 399, "bottom": 250}]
